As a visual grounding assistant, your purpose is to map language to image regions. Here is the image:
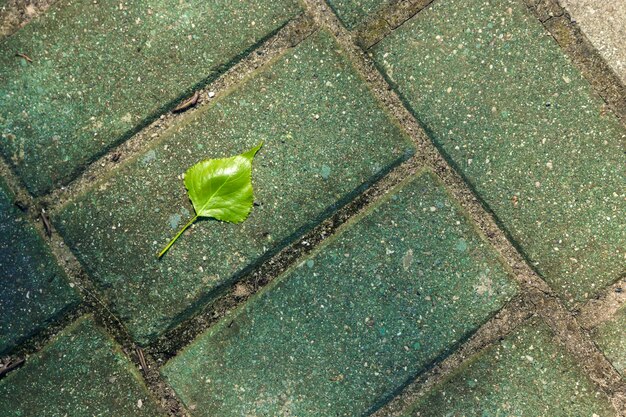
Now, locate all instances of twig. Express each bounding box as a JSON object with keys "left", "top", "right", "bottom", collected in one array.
[
  {"left": 0, "top": 358, "right": 25, "bottom": 378},
  {"left": 173, "top": 91, "right": 199, "bottom": 113},
  {"left": 40, "top": 208, "right": 52, "bottom": 237},
  {"left": 15, "top": 52, "right": 33, "bottom": 63},
  {"left": 135, "top": 346, "right": 148, "bottom": 373}
]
